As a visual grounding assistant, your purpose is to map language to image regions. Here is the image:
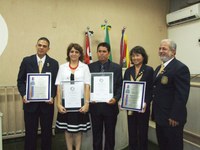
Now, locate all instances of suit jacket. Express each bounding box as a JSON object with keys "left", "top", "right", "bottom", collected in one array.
[
  {"left": 17, "top": 54, "right": 59, "bottom": 113},
  {"left": 88, "top": 60, "right": 122, "bottom": 116},
  {"left": 124, "top": 64, "right": 154, "bottom": 106},
  {"left": 152, "top": 58, "right": 190, "bottom": 126}
]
